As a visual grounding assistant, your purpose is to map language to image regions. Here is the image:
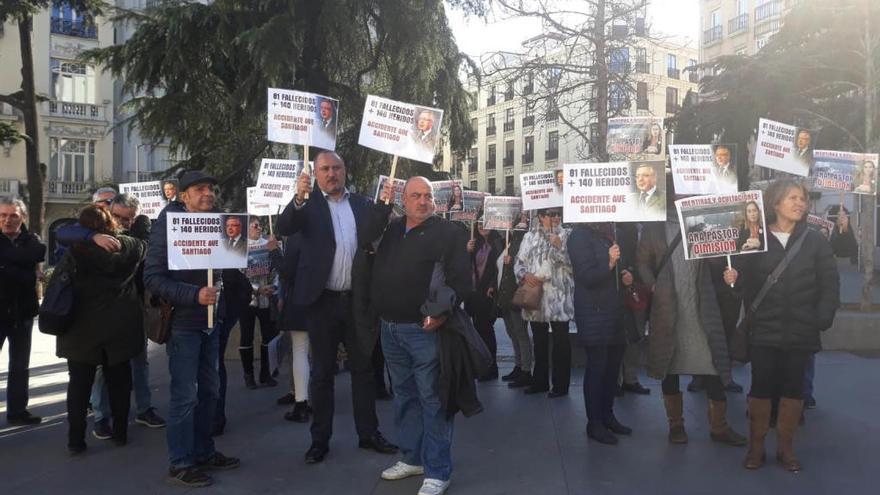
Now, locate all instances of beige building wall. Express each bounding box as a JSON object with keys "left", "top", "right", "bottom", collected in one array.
[
  {"left": 0, "top": 8, "right": 115, "bottom": 239},
  {"left": 699, "top": 0, "right": 798, "bottom": 62},
  {"left": 442, "top": 39, "right": 698, "bottom": 196}
]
